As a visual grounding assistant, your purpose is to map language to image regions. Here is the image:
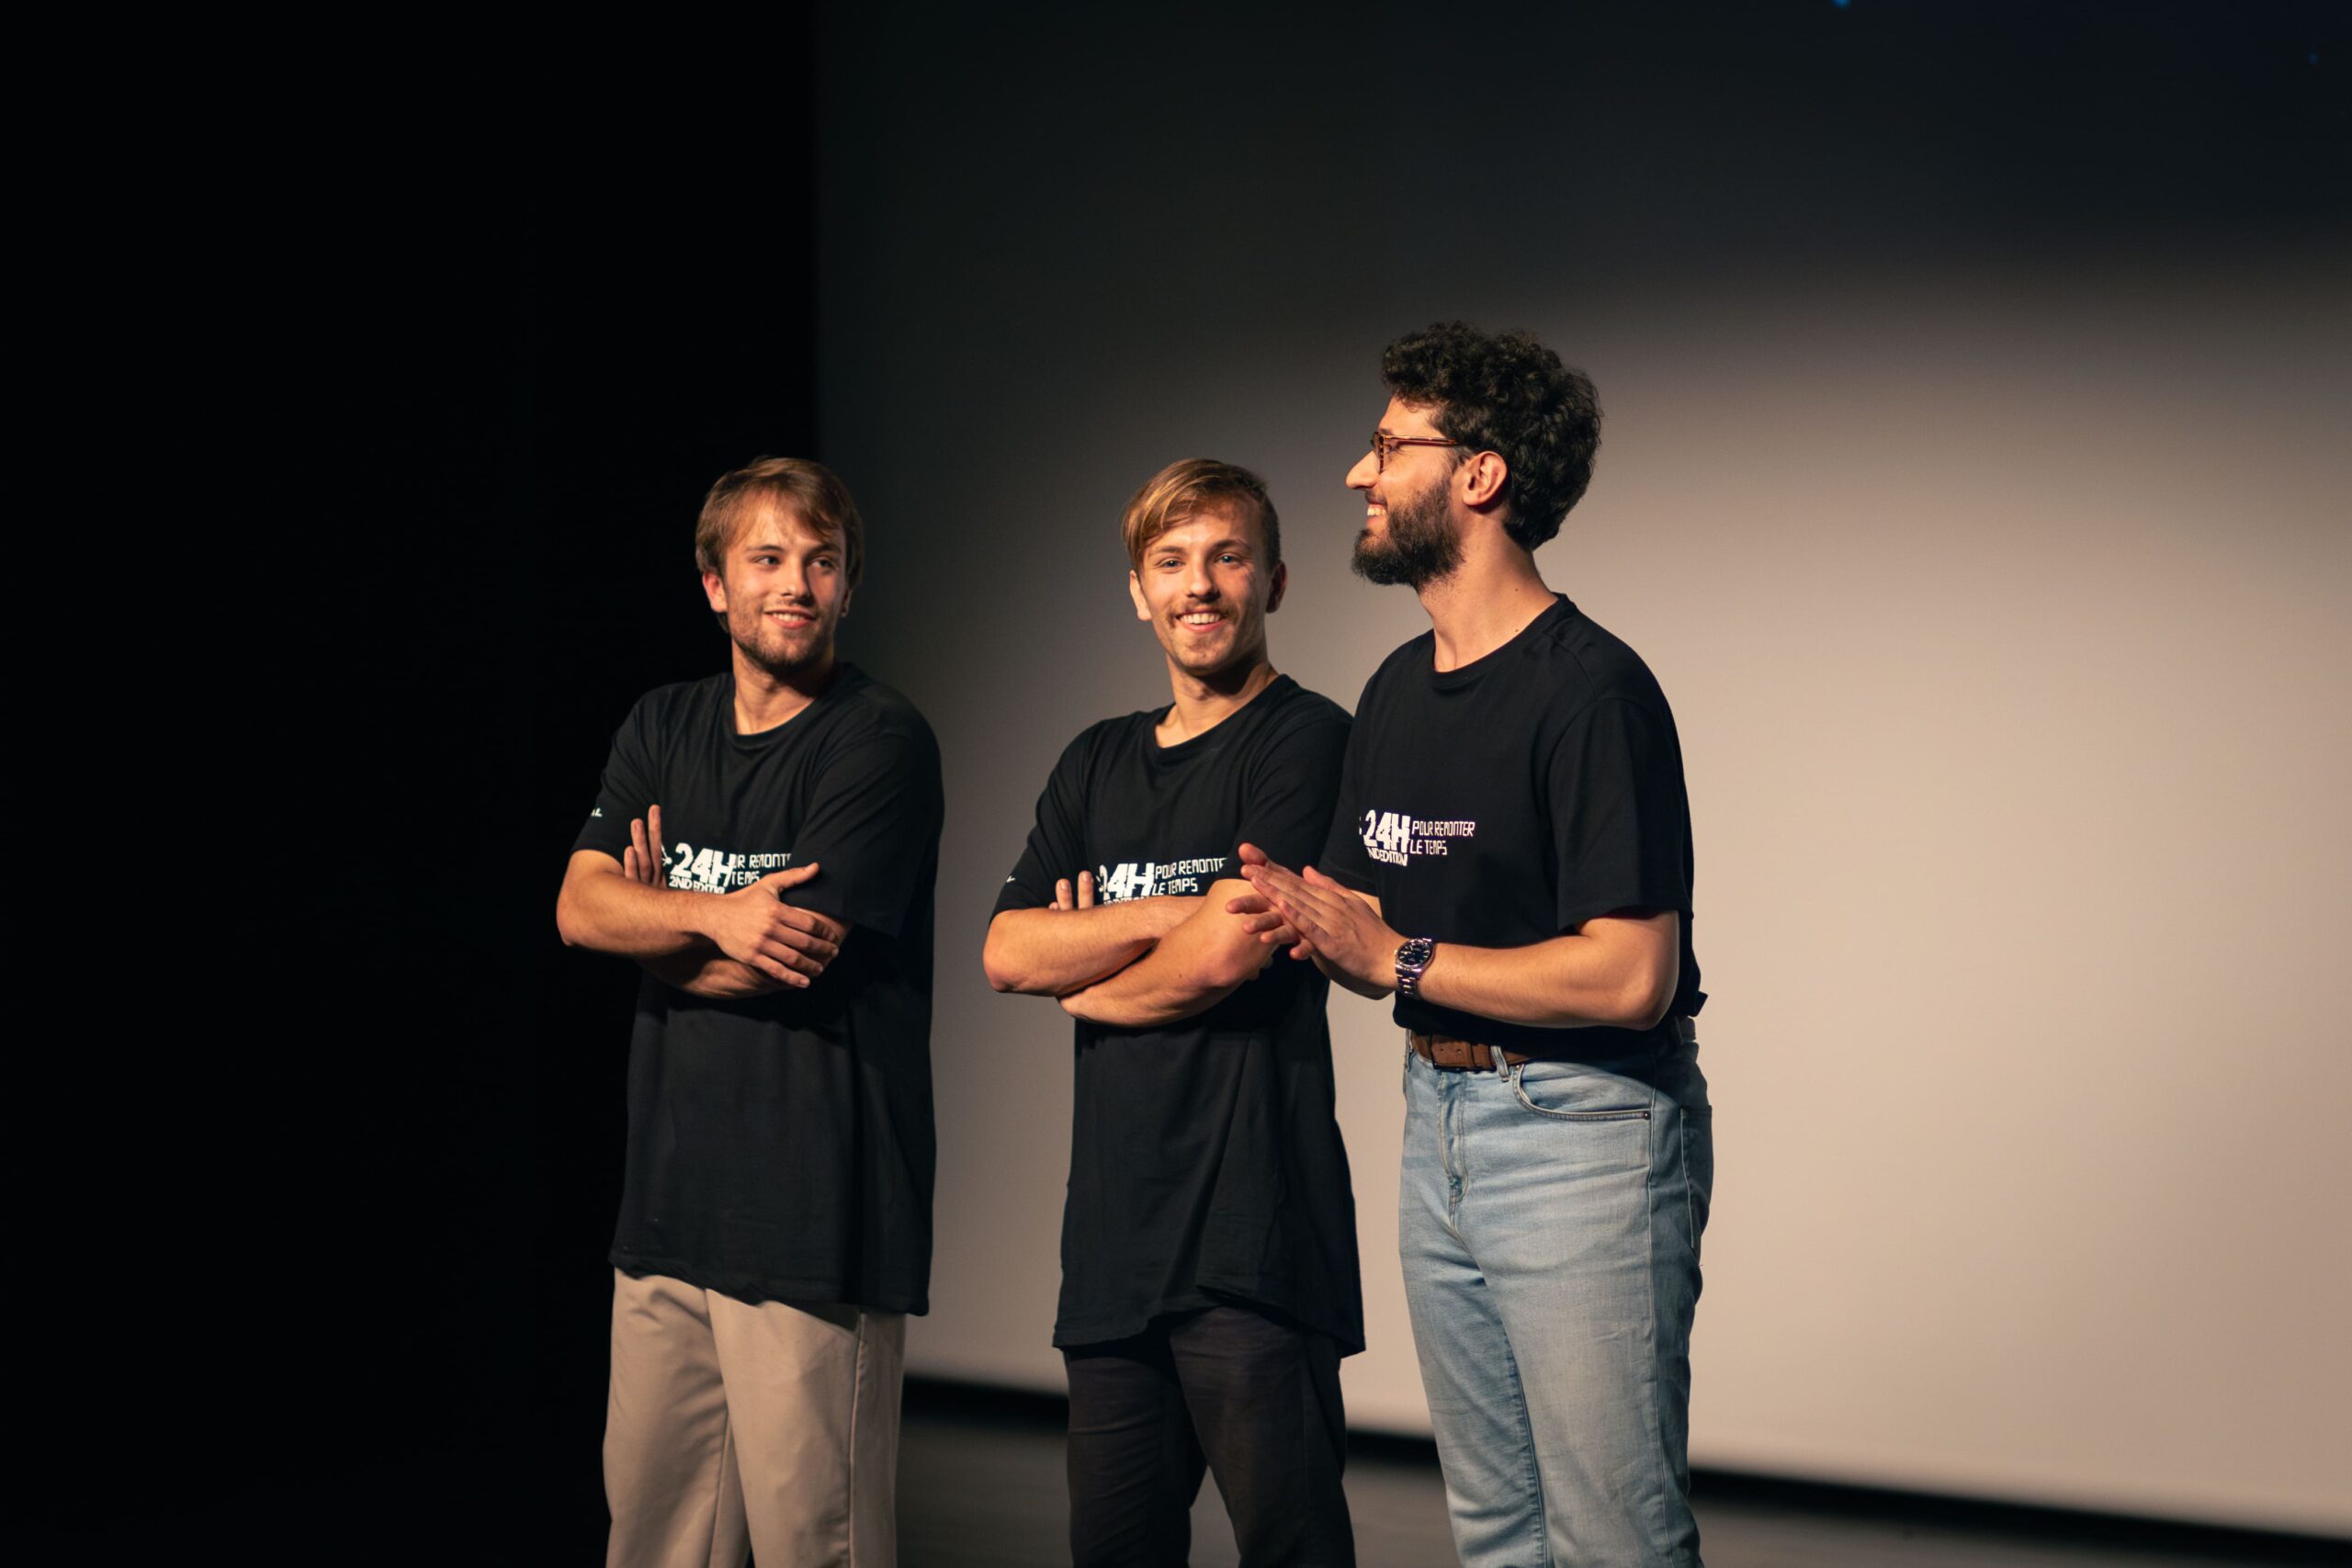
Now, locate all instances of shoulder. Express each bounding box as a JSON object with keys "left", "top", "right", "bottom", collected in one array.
[
  {"left": 1252, "top": 680, "right": 1352, "bottom": 753},
  {"left": 1063, "top": 705, "right": 1159, "bottom": 764},
  {"left": 823, "top": 668, "right": 939, "bottom": 751},
  {"left": 1522, "top": 603, "right": 1672, "bottom": 718},
  {"left": 622, "top": 674, "right": 729, "bottom": 739}
]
